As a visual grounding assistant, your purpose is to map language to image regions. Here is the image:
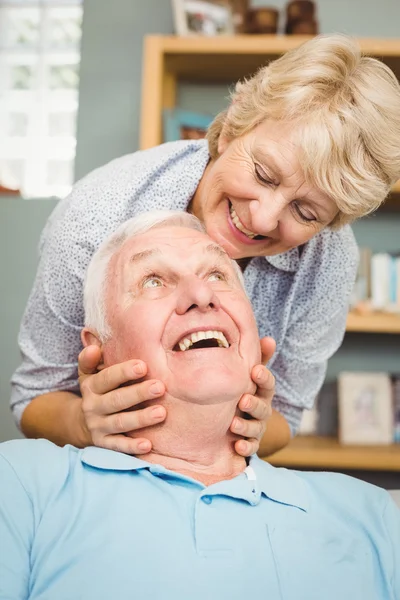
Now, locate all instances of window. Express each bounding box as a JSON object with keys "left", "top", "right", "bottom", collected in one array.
[{"left": 0, "top": 0, "right": 83, "bottom": 198}]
